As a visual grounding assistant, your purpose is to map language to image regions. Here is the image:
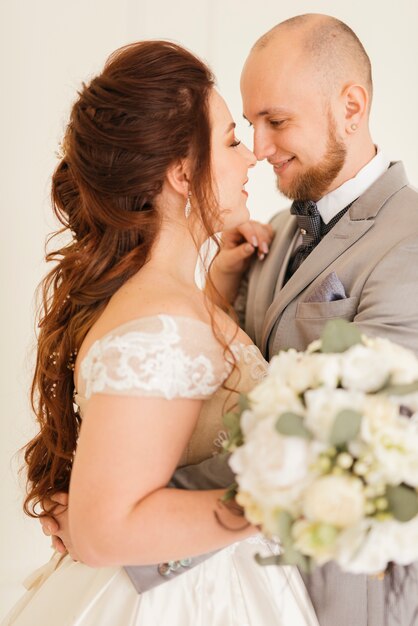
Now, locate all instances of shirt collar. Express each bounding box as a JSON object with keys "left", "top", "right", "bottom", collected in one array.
[{"left": 317, "top": 149, "right": 391, "bottom": 225}]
